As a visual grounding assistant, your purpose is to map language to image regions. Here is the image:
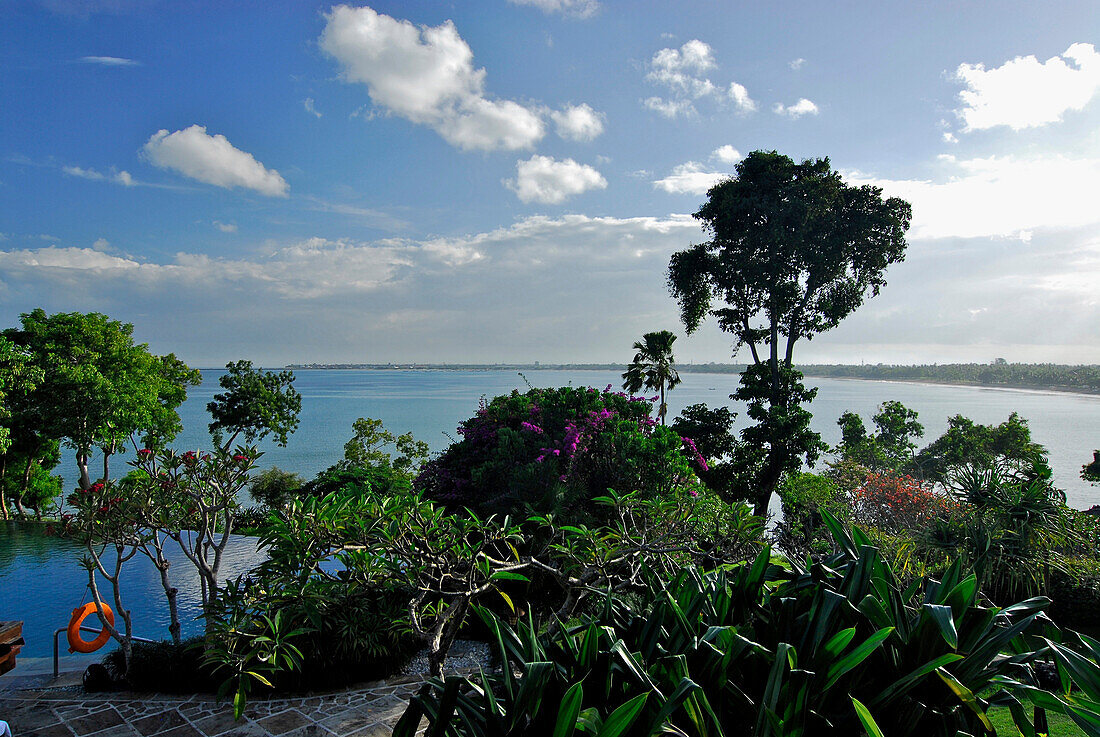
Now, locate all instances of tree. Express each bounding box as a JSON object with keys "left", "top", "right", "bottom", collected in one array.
[
  {"left": 913, "top": 412, "right": 1048, "bottom": 488},
  {"left": 671, "top": 403, "right": 740, "bottom": 494},
  {"left": 621, "top": 330, "right": 682, "bottom": 425},
  {"left": 668, "top": 151, "right": 911, "bottom": 514},
  {"left": 834, "top": 400, "right": 924, "bottom": 472},
  {"left": 3, "top": 309, "right": 200, "bottom": 489},
  {"left": 340, "top": 417, "right": 429, "bottom": 478},
  {"left": 1084, "top": 451, "right": 1100, "bottom": 486},
  {"left": 248, "top": 466, "right": 304, "bottom": 510},
  {"left": 207, "top": 360, "right": 301, "bottom": 451}
]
